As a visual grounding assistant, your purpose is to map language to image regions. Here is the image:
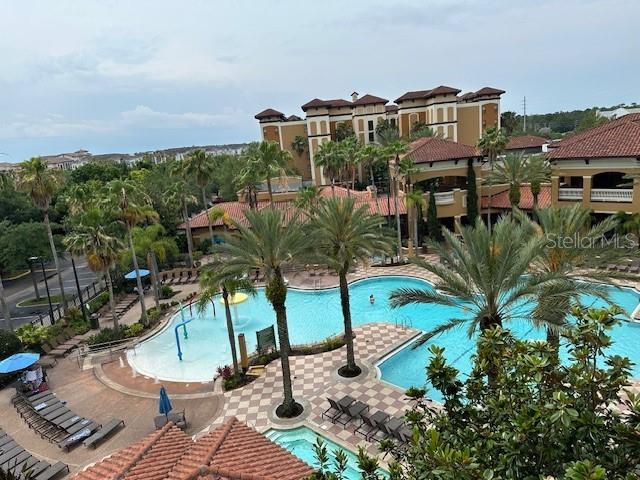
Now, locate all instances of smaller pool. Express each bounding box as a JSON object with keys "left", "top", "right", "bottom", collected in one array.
[{"left": 265, "top": 426, "right": 387, "bottom": 480}]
